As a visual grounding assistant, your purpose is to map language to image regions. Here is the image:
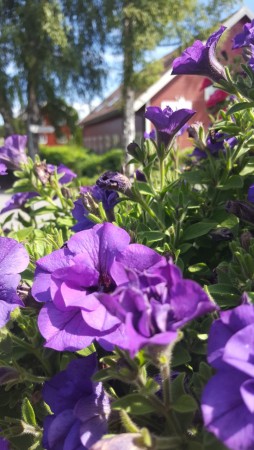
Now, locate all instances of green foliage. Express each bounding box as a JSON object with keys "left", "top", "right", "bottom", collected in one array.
[{"left": 40, "top": 145, "right": 123, "bottom": 180}]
